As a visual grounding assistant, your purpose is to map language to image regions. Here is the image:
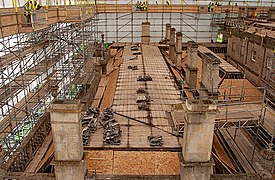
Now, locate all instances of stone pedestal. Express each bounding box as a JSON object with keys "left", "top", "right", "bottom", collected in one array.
[
  {"left": 141, "top": 22, "right": 150, "bottom": 44},
  {"left": 182, "top": 100, "right": 217, "bottom": 162},
  {"left": 180, "top": 161, "right": 213, "bottom": 180},
  {"left": 180, "top": 99, "right": 217, "bottom": 180},
  {"left": 49, "top": 100, "right": 86, "bottom": 180},
  {"left": 169, "top": 28, "right": 176, "bottom": 62},
  {"left": 165, "top": 23, "right": 171, "bottom": 44},
  {"left": 53, "top": 161, "right": 86, "bottom": 180},
  {"left": 185, "top": 41, "right": 198, "bottom": 90}
]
